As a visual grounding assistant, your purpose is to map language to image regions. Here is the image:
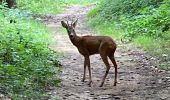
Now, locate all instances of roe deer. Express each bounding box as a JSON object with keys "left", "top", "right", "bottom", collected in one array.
[{"left": 61, "top": 19, "right": 117, "bottom": 87}]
